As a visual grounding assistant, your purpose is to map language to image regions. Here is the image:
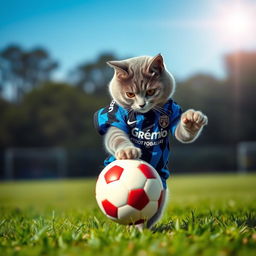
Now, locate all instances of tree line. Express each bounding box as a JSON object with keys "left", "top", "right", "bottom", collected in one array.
[{"left": 0, "top": 44, "right": 256, "bottom": 151}]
